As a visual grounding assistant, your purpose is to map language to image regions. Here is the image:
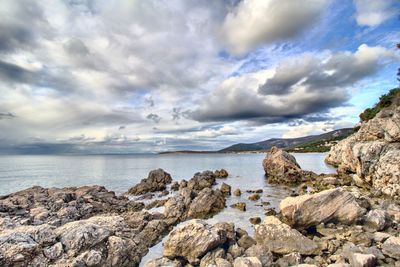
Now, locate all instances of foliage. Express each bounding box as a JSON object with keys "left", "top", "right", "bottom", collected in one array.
[{"left": 359, "top": 88, "right": 400, "bottom": 122}]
